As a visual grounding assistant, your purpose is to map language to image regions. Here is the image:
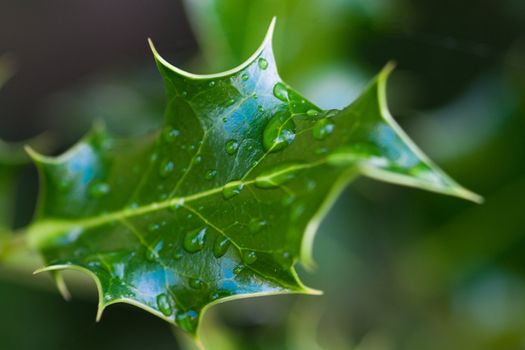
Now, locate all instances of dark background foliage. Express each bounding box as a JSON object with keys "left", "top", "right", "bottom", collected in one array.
[{"left": 0, "top": 0, "right": 524, "bottom": 349}]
